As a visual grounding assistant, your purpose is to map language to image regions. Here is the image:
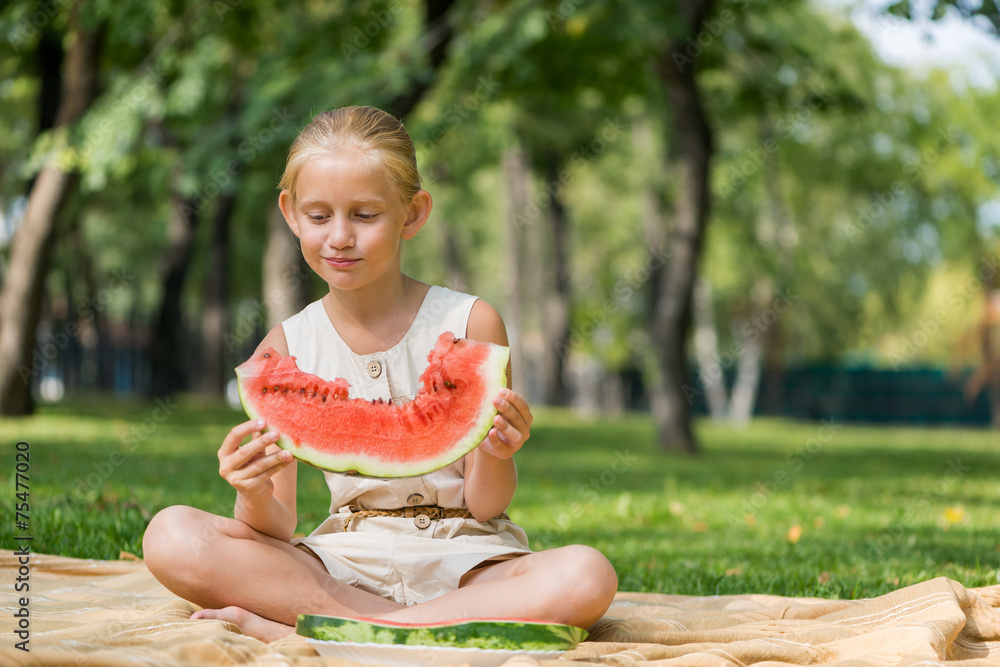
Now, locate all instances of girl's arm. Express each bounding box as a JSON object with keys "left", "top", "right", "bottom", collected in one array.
[
  {"left": 222, "top": 325, "right": 299, "bottom": 541},
  {"left": 463, "top": 300, "right": 533, "bottom": 522}
]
